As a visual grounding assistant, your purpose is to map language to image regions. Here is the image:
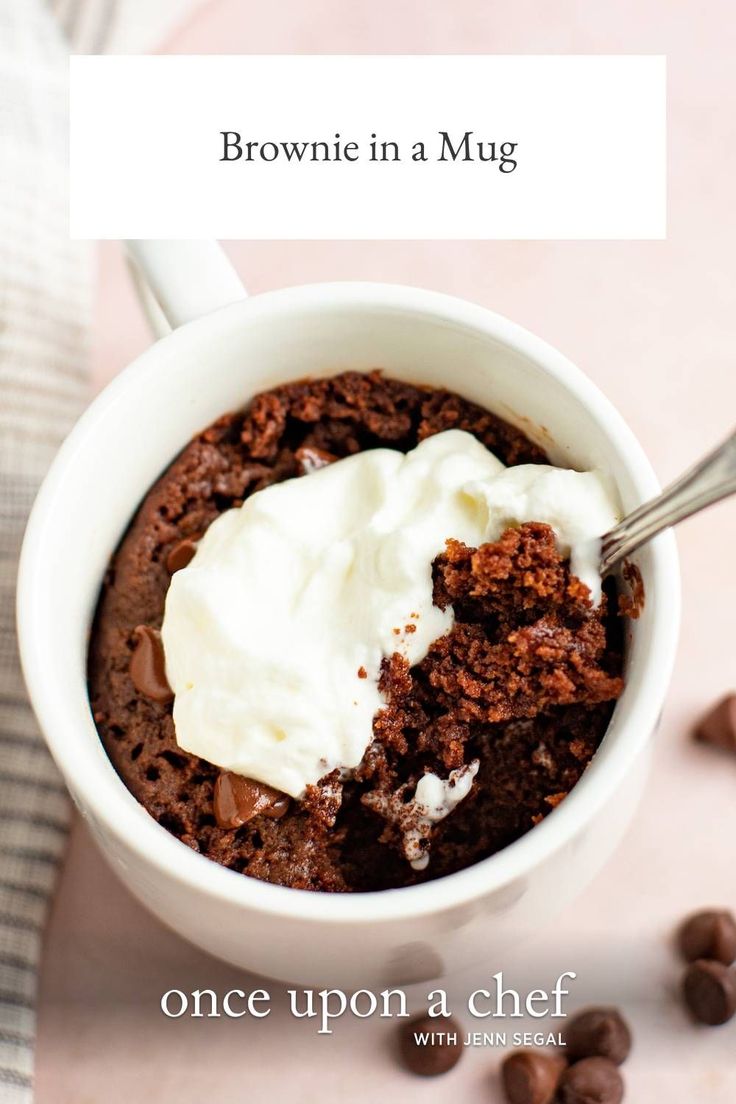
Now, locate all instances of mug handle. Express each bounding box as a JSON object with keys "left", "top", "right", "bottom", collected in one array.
[{"left": 125, "top": 239, "right": 247, "bottom": 335}]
